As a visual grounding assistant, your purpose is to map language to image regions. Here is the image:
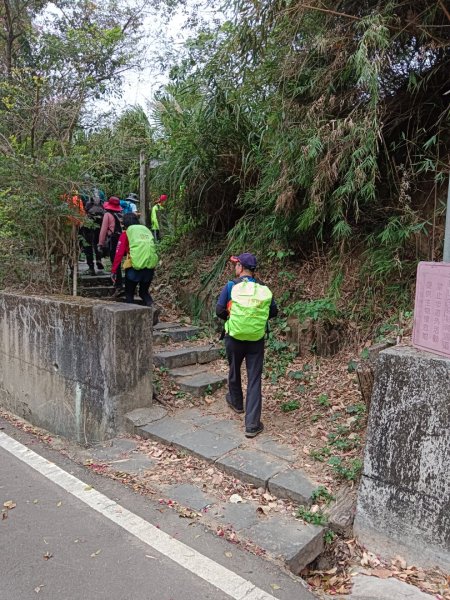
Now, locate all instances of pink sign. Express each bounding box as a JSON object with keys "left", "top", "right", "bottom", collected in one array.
[{"left": 413, "top": 261, "right": 450, "bottom": 358}]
